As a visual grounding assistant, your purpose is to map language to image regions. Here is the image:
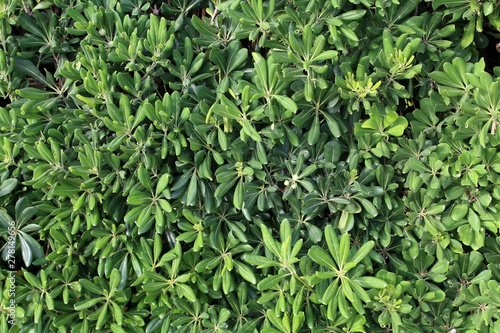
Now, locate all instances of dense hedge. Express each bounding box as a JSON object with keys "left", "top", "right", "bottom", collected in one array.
[{"left": 2, "top": 0, "right": 500, "bottom": 332}]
